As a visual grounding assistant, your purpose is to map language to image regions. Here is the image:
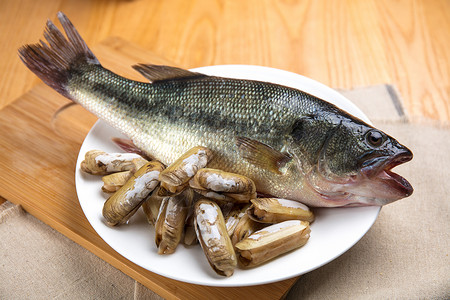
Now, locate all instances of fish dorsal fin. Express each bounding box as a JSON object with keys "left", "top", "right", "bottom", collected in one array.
[
  {"left": 132, "top": 64, "right": 206, "bottom": 83},
  {"left": 235, "top": 136, "right": 292, "bottom": 175}
]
